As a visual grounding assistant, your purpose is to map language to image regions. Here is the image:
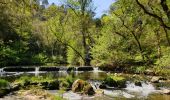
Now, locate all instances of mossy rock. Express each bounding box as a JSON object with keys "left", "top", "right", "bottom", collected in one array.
[
  {"left": 72, "top": 79, "right": 95, "bottom": 95},
  {"left": 104, "top": 75, "right": 126, "bottom": 88},
  {"left": 72, "top": 79, "right": 86, "bottom": 93},
  {"left": 83, "top": 84, "right": 95, "bottom": 95}
]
